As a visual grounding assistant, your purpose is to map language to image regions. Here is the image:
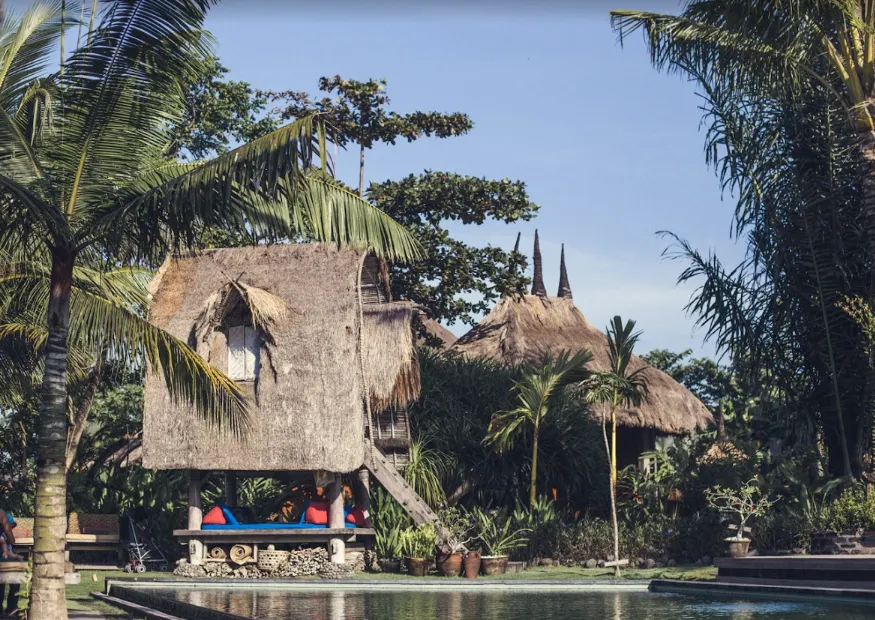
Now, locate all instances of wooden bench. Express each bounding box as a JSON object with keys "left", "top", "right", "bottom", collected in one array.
[
  {"left": 0, "top": 561, "right": 81, "bottom": 585},
  {"left": 12, "top": 514, "right": 121, "bottom": 562}
]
